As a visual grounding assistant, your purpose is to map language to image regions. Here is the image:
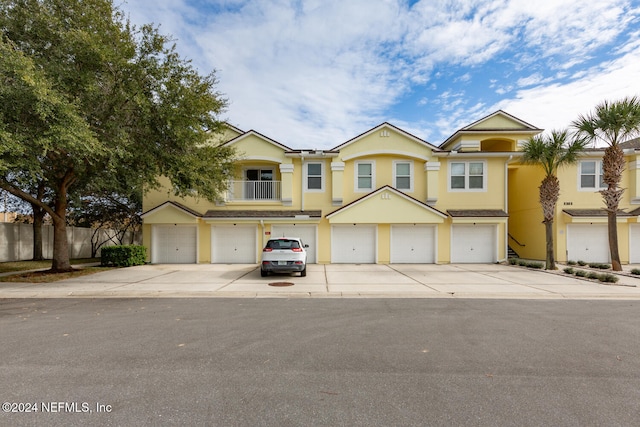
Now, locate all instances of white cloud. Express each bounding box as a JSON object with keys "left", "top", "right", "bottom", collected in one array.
[
  {"left": 118, "top": 0, "right": 640, "bottom": 148},
  {"left": 516, "top": 73, "right": 548, "bottom": 88},
  {"left": 494, "top": 42, "right": 640, "bottom": 133}
]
